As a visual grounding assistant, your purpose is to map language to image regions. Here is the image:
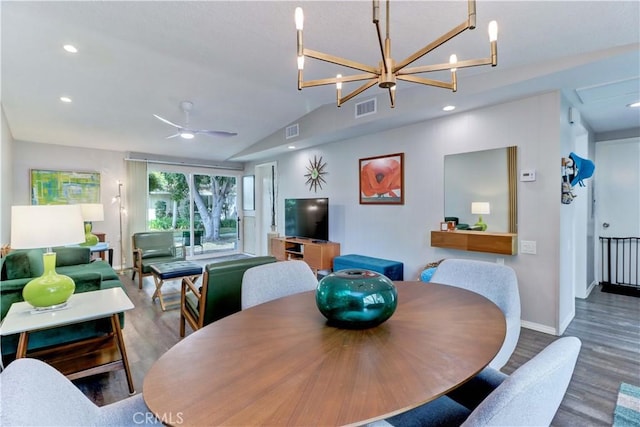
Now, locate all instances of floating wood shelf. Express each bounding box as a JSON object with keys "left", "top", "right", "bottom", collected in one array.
[{"left": 431, "top": 230, "right": 518, "bottom": 255}]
